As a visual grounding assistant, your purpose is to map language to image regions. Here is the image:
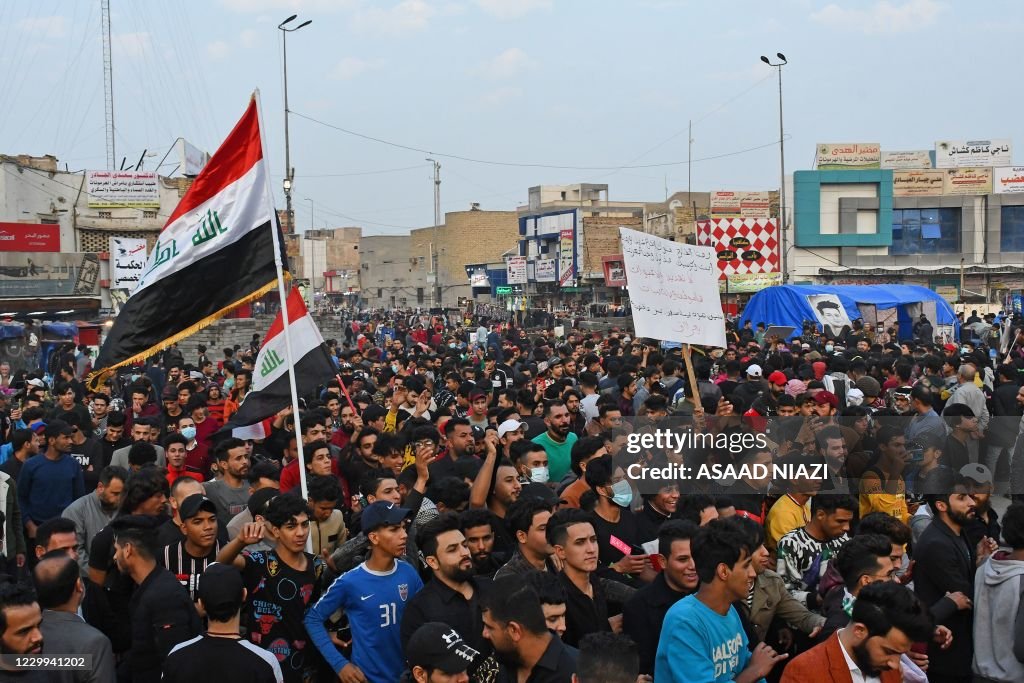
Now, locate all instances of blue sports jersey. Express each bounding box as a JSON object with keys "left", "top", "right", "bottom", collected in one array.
[{"left": 304, "top": 560, "right": 423, "bottom": 683}]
